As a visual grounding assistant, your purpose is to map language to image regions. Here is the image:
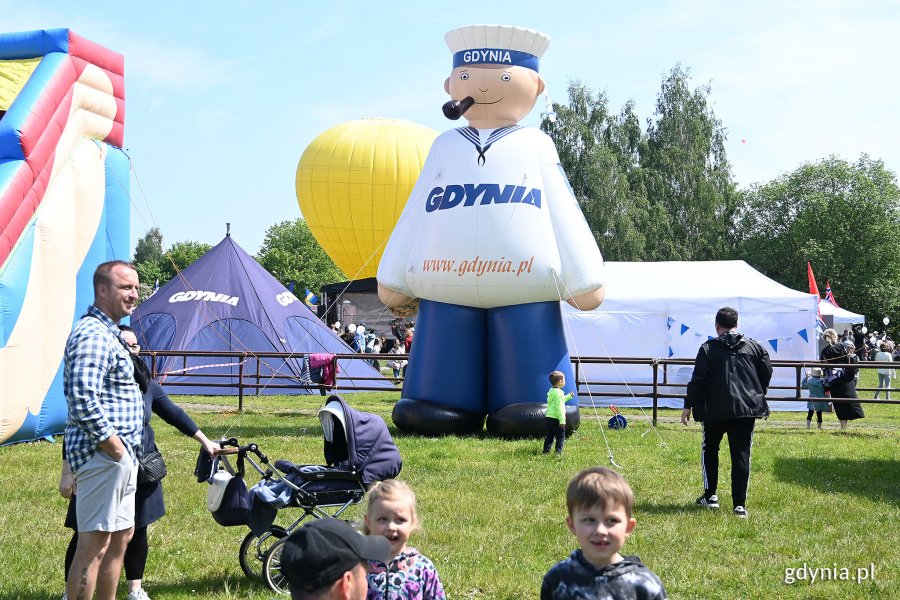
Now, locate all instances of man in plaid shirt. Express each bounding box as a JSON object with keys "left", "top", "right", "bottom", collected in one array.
[{"left": 64, "top": 260, "right": 143, "bottom": 600}]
